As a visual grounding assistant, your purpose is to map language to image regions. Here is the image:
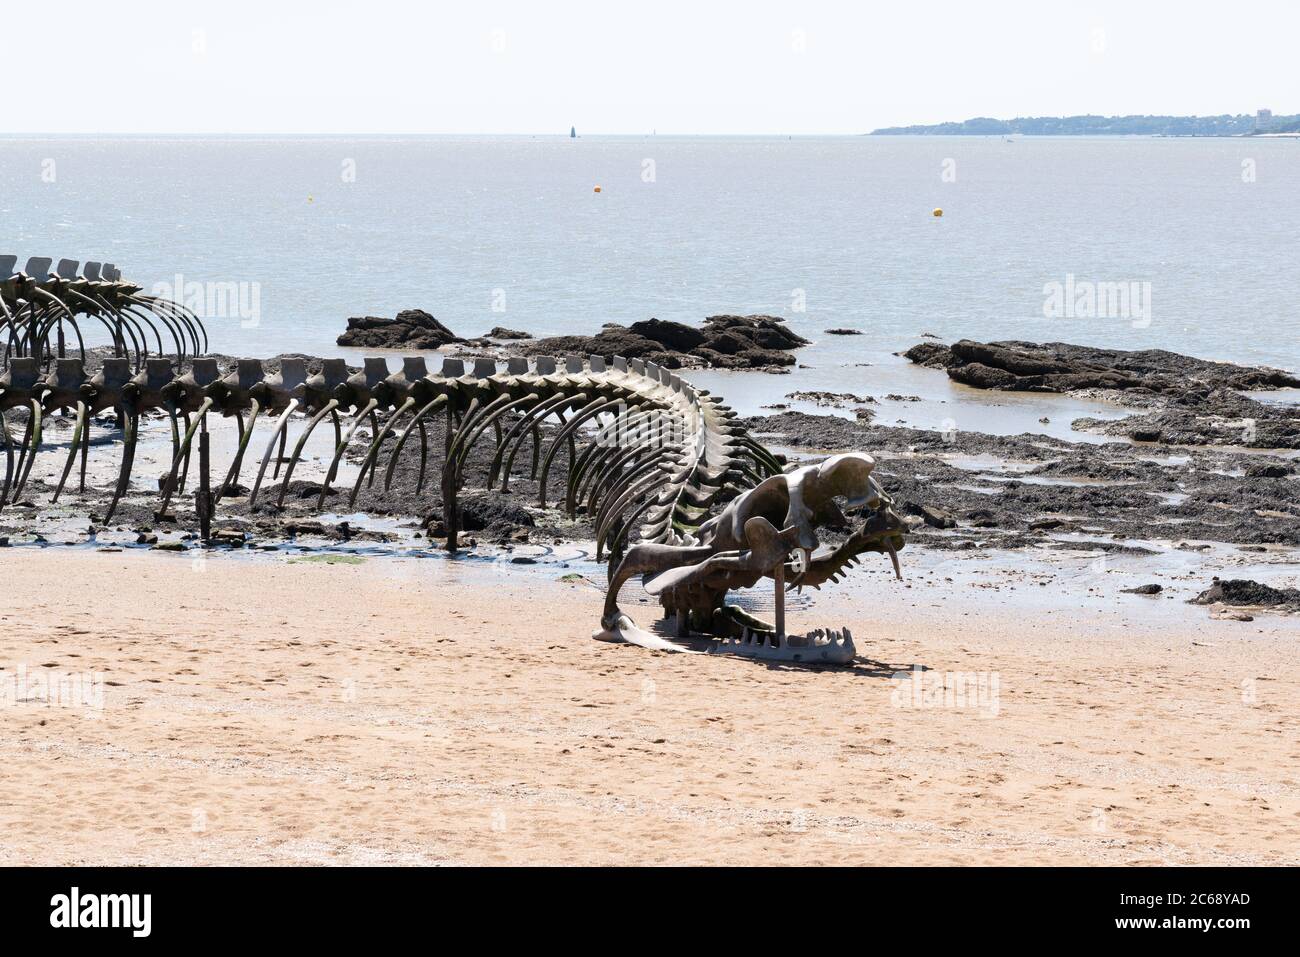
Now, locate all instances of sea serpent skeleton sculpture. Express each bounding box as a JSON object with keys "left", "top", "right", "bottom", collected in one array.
[{"left": 2, "top": 257, "right": 907, "bottom": 664}]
